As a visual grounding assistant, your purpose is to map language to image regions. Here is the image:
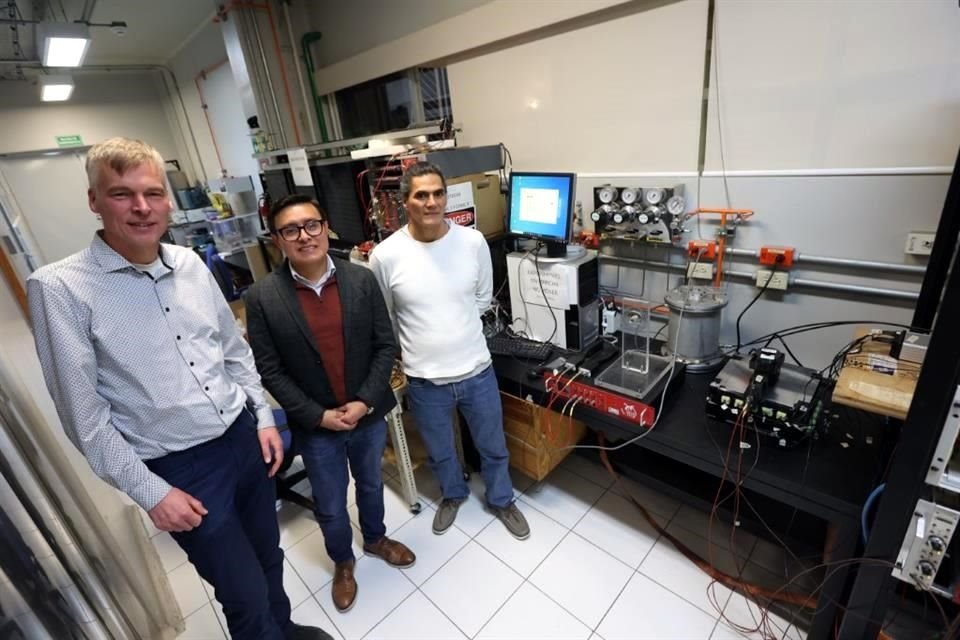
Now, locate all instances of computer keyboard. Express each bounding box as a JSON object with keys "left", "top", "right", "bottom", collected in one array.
[{"left": 486, "top": 335, "right": 554, "bottom": 361}]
